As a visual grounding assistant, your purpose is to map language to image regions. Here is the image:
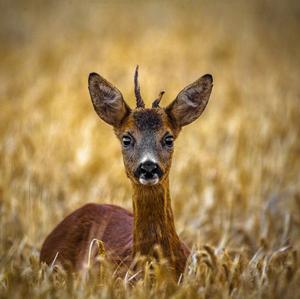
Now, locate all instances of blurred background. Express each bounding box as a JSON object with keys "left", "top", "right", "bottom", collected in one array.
[{"left": 0, "top": 0, "right": 300, "bottom": 297}]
